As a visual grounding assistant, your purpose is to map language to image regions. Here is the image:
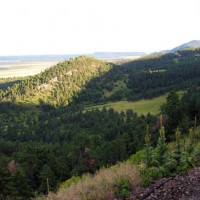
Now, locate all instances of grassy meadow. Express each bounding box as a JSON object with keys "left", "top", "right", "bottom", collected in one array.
[
  {"left": 85, "top": 95, "right": 167, "bottom": 115},
  {"left": 85, "top": 91, "right": 185, "bottom": 115}
]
